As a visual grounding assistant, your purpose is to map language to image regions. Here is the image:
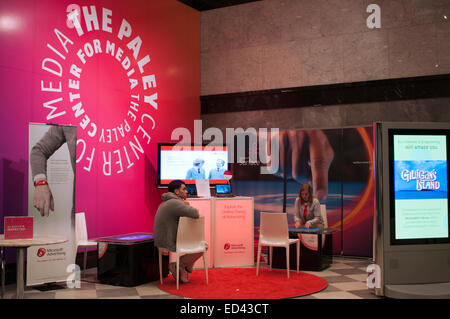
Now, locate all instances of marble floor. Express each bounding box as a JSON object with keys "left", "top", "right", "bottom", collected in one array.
[{"left": 1, "top": 256, "right": 382, "bottom": 299}]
